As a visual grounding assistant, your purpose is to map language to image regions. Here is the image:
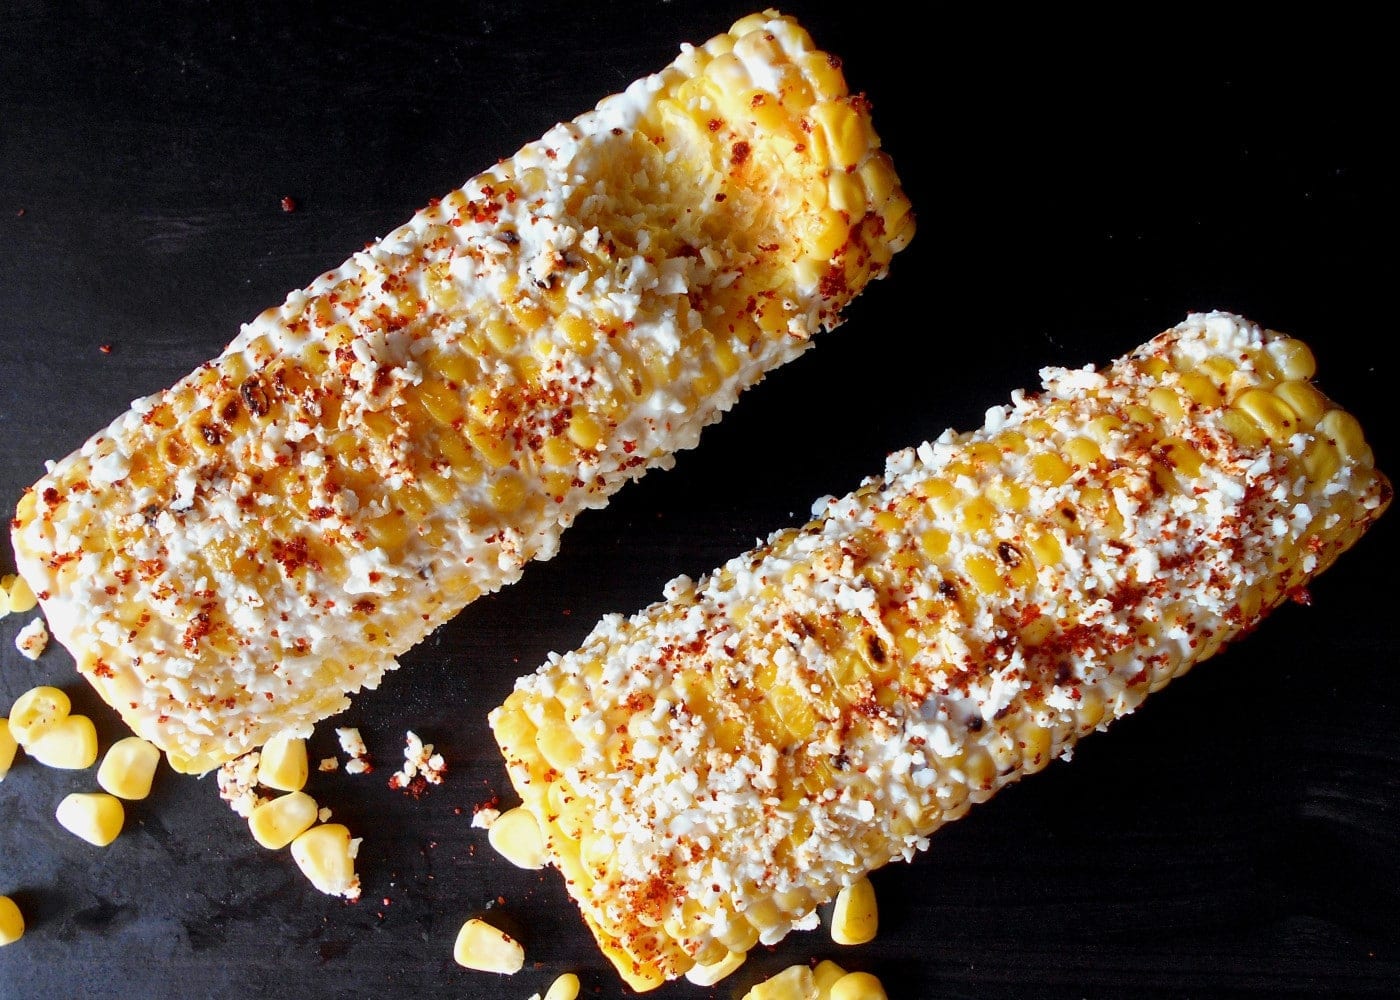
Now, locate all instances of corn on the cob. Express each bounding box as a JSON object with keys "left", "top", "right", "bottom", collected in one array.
[
  {"left": 8, "top": 11, "right": 912, "bottom": 774},
  {"left": 490, "top": 312, "right": 1391, "bottom": 990}
]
